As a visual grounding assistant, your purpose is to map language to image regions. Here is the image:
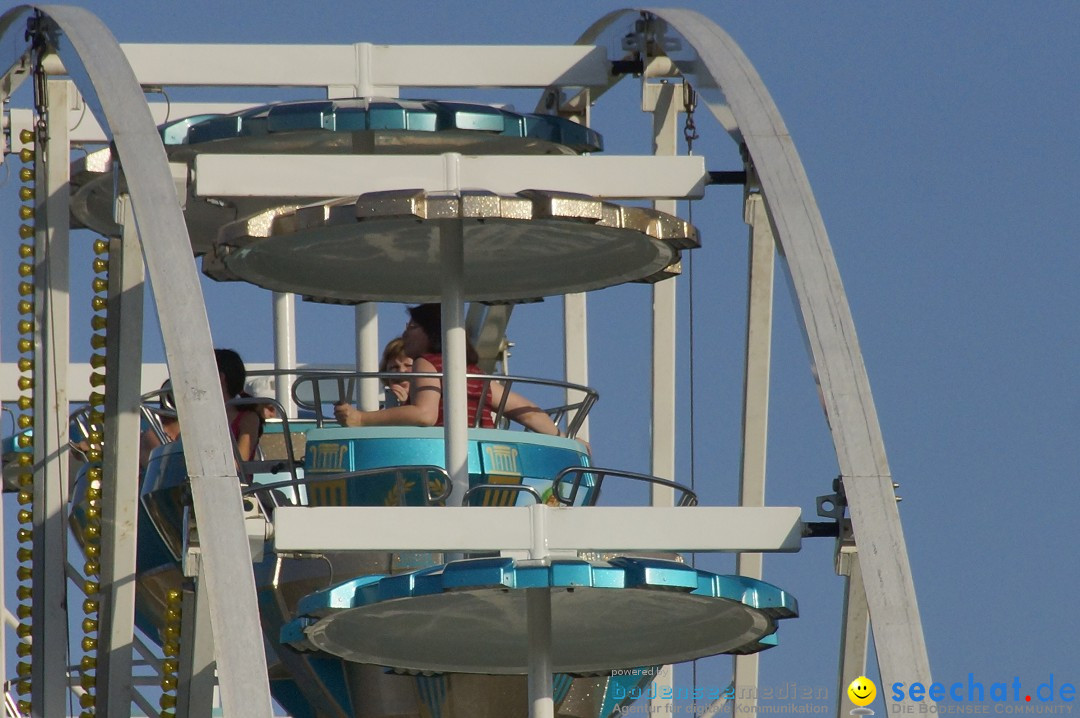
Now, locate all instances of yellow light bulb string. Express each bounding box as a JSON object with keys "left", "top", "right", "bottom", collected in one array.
[
  {"left": 160, "top": 588, "right": 183, "bottom": 715},
  {"left": 14, "top": 126, "right": 36, "bottom": 708},
  {"left": 79, "top": 235, "right": 111, "bottom": 715}
]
